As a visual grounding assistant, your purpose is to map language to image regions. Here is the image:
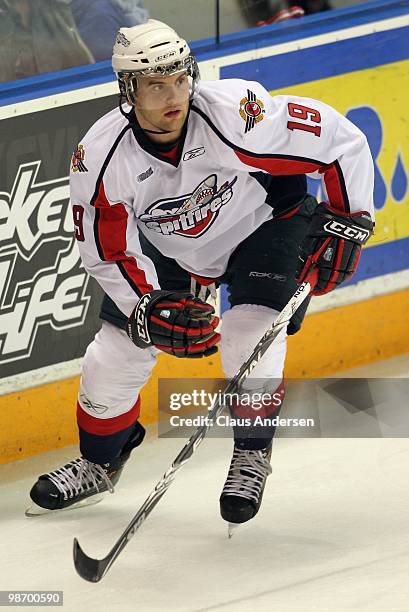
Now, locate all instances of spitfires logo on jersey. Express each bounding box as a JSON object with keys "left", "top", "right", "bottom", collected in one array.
[
  {"left": 71, "top": 144, "right": 88, "bottom": 173},
  {"left": 239, "top": 89, "right": 265, "bottom": 134},
  {"left": 139, "top": 174, "right": 237, "bottom": 238}
]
